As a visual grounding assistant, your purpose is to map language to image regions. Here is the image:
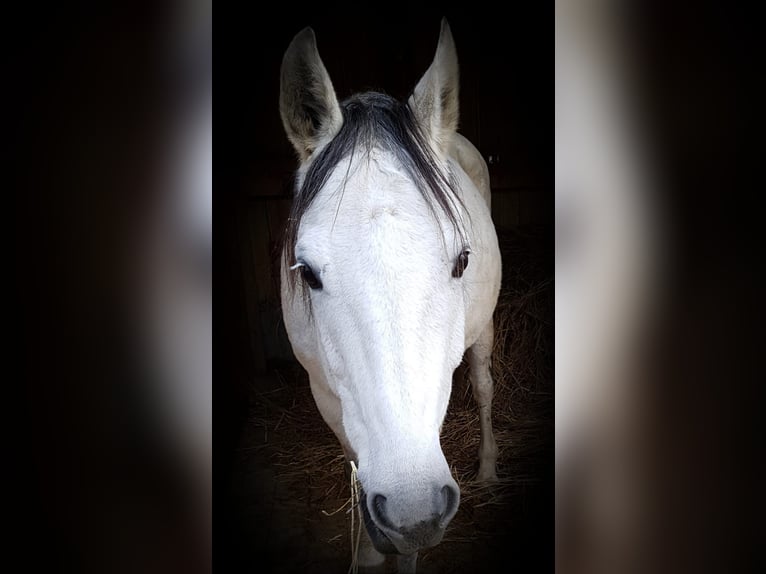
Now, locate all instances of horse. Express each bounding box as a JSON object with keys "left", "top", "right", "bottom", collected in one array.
[{"left": 278, "top": 19, "right": 501, "bottom": 573}]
